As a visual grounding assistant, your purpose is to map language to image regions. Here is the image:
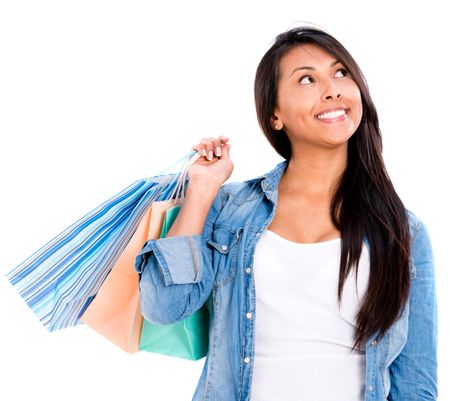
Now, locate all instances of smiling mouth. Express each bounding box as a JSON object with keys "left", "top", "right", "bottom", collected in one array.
[{"left": 315, "top": 108, "right": 349, "bottom": 123}]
